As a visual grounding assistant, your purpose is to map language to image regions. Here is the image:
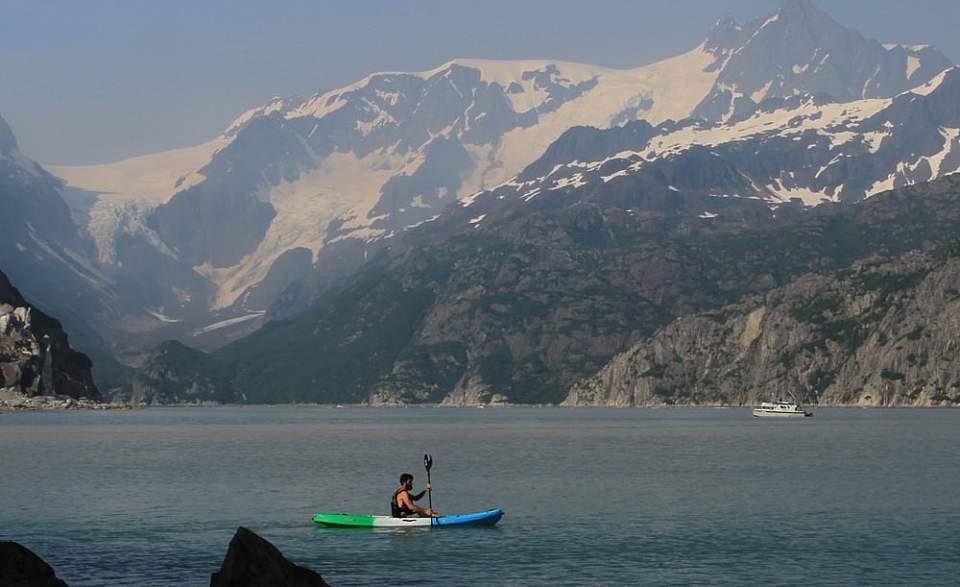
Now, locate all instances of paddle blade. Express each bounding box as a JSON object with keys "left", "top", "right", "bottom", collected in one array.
[{"left": 424, "top": 453, "right": 433, "bottom": 472}]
